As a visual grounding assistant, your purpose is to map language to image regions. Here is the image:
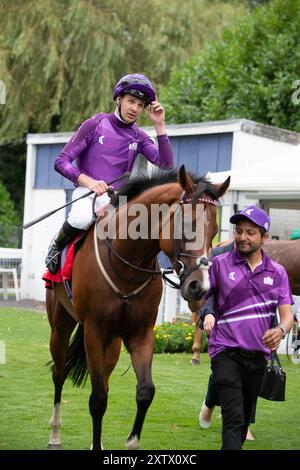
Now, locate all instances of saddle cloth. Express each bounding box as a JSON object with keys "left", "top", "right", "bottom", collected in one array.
[{"left": 42, "top": 234, "right": 84, "bottom": 290}]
